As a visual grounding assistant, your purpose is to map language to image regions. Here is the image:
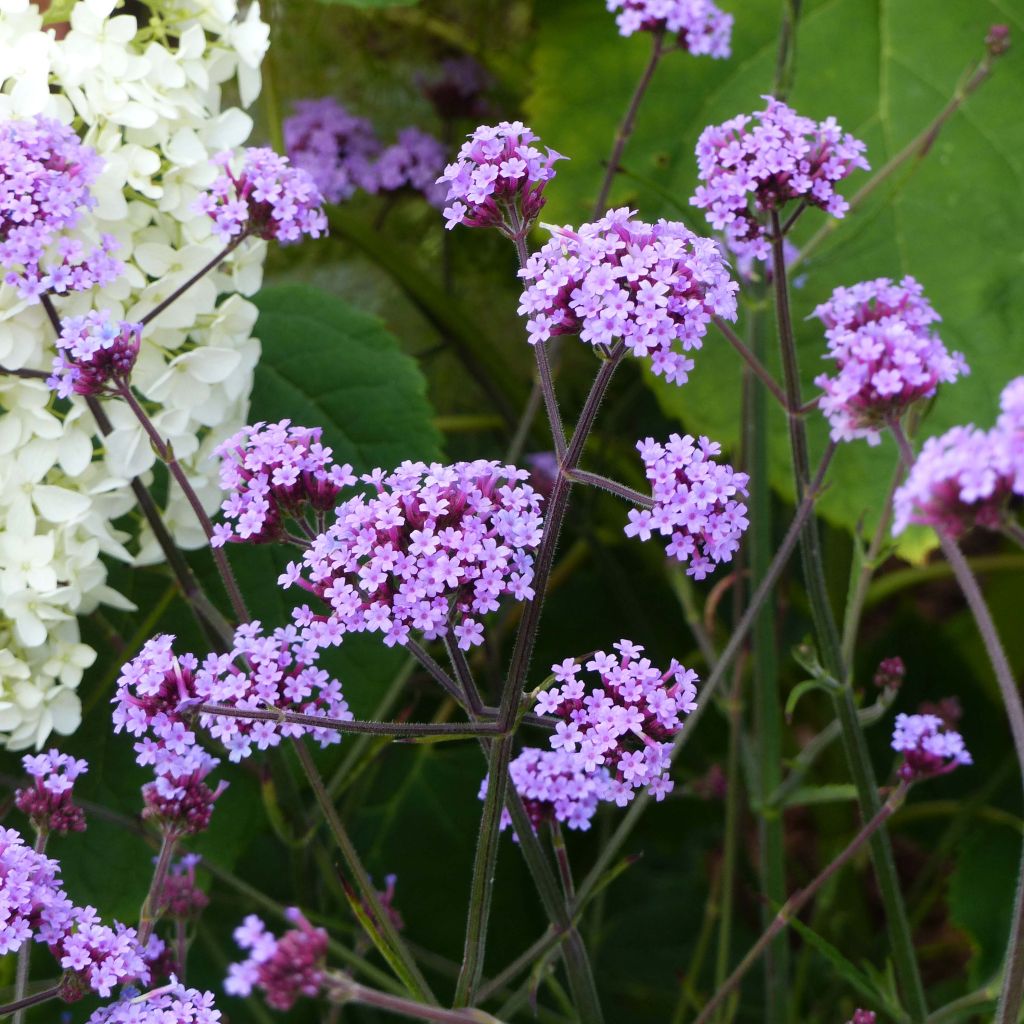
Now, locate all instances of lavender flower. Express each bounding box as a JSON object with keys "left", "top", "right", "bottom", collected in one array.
[
  {"left": 995, "top": 375, "right": 1024, "bottom": 494},
  {"left": 691, "top": 97, "right": 869, "bottom": 262},
  {"left": 284, "top": 97, "right": 382, "bottom": 203},
  {"left": 626, "top": 433, "right": 749, "bottom": 578},
  {"left": 55, "top": 907, "right": 150, "bottom": 999},
  {"left": 537, "top": 640, "right": 697, "bottom": 805},
  {"left": 195, "top": 148, "right": 327, "bottom": 244},
  {"left": 225, "top": 909, "right": 327, "bottom": 1011},
  {"left": 891, "top": 712, "right": 971, "bottom": 781},
  {"left": 518, "top": 208, "right": 738, "bottom": 385},
  {"left": 280, "top": 460, "right": 544, "bottom": 652},
  {"left": 375, "top": 127, "right": 448, "bottom": 206},
  {"left": 606, "top": 0, "right": 733, "bottom": 57},
  {"left": 813, "top": 276, "right": 967, "bottom": 444},
  {"left": 0, "top": 825, "right": 74, "bottom": 954},
  {"left": 141, "top": 750, "right": 225, "bottom": 838},
  {"left": 47, "top": 310, "right": 142, "bottom": 399},
  {"left": 0, "top": 115, "right": 122, "bottom": 301},
  {"left": 88, "top": 981, "right": 221, "bottom": 1023},
  {"left": 16, "top": 749, "right": 88, "bottom": 834},
  {"left": 212, "top": 420, "right": 356, "bottom": 547},
  {"left": 437, "top": 121, "right": 564, "bottom": 235}
]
